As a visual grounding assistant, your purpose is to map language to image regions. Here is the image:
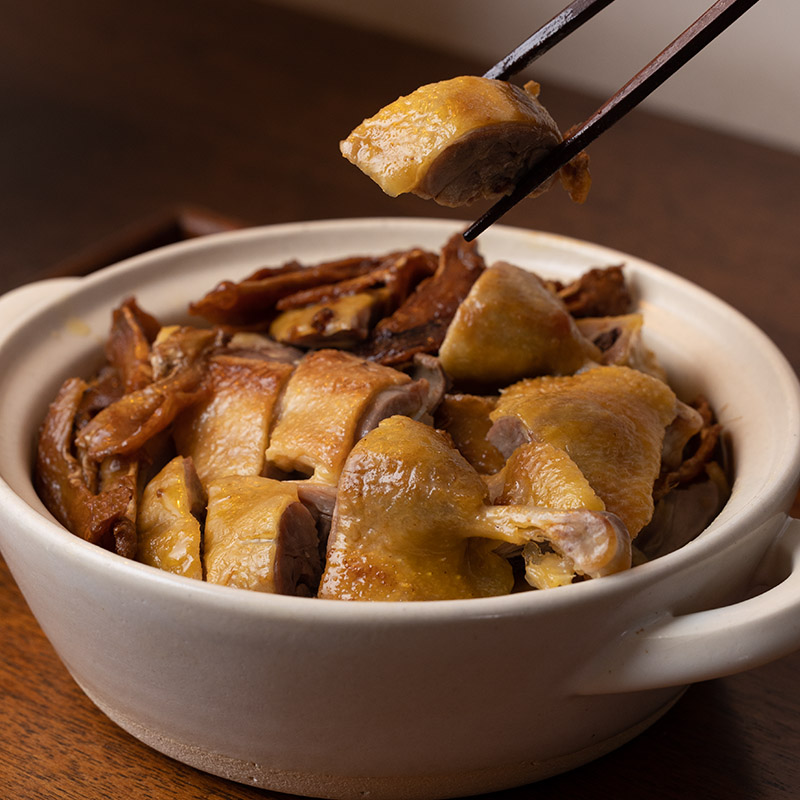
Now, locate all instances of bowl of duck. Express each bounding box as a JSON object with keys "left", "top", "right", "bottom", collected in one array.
[{"left": 0, "top": 217, "right": 799, "bottom": 800}]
